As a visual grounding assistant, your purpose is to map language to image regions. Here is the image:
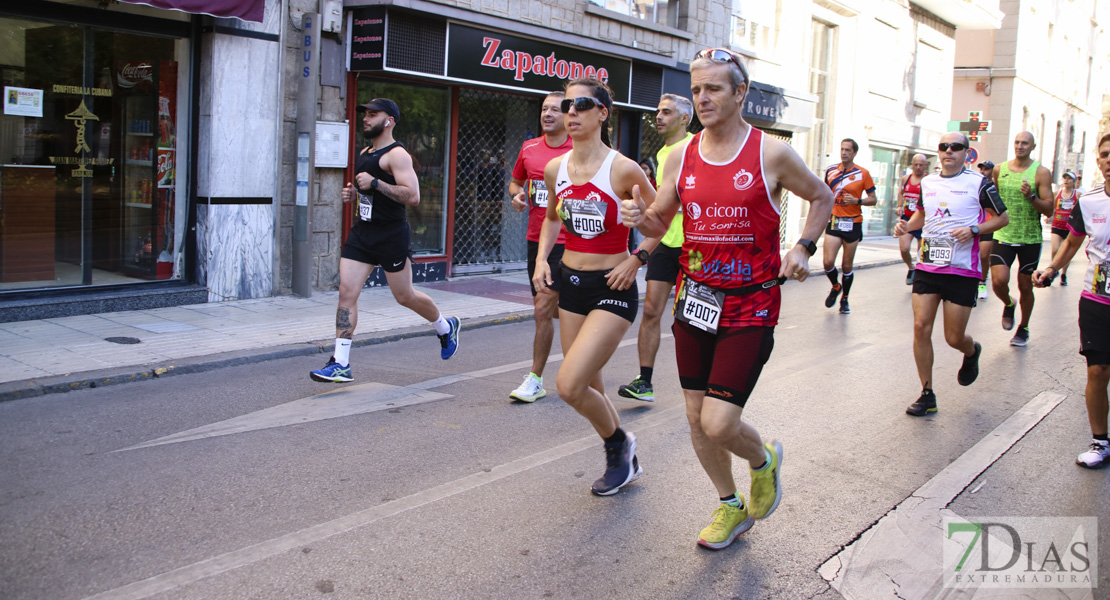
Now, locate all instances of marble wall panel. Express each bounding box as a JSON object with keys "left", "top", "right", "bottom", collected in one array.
[{"left": 204, "top": 204, "right": 274, "bottom": 302}]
